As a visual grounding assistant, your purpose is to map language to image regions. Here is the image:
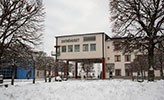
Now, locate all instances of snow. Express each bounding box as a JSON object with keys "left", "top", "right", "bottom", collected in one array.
[
  {"left": 55, "top": 76, "right": 62, "bottom": 81},
  {"left": 0, "top": 79, "right": 164, "bottom": 100}
]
